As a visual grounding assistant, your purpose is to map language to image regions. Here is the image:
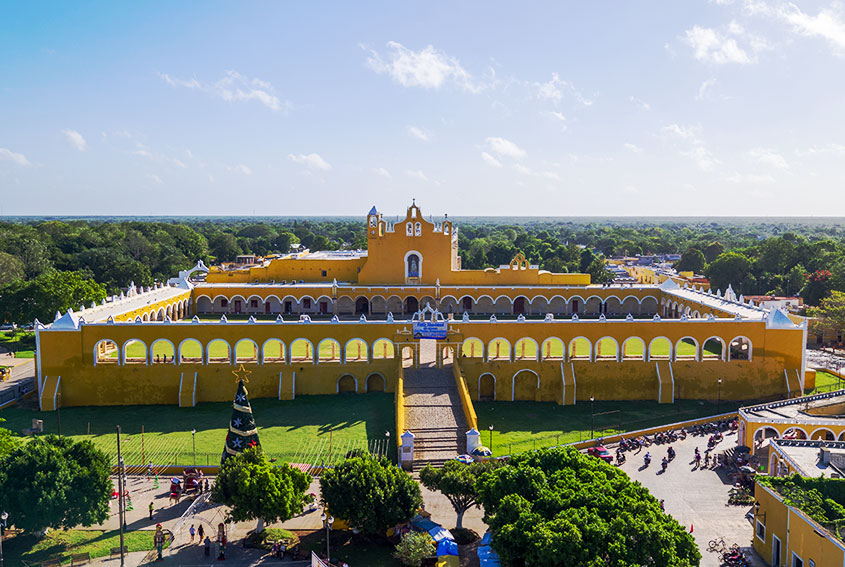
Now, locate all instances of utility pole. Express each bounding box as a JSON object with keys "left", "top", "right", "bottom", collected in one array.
[{"left": 116, "top": 426, "right": 125, "bottom": 567}]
